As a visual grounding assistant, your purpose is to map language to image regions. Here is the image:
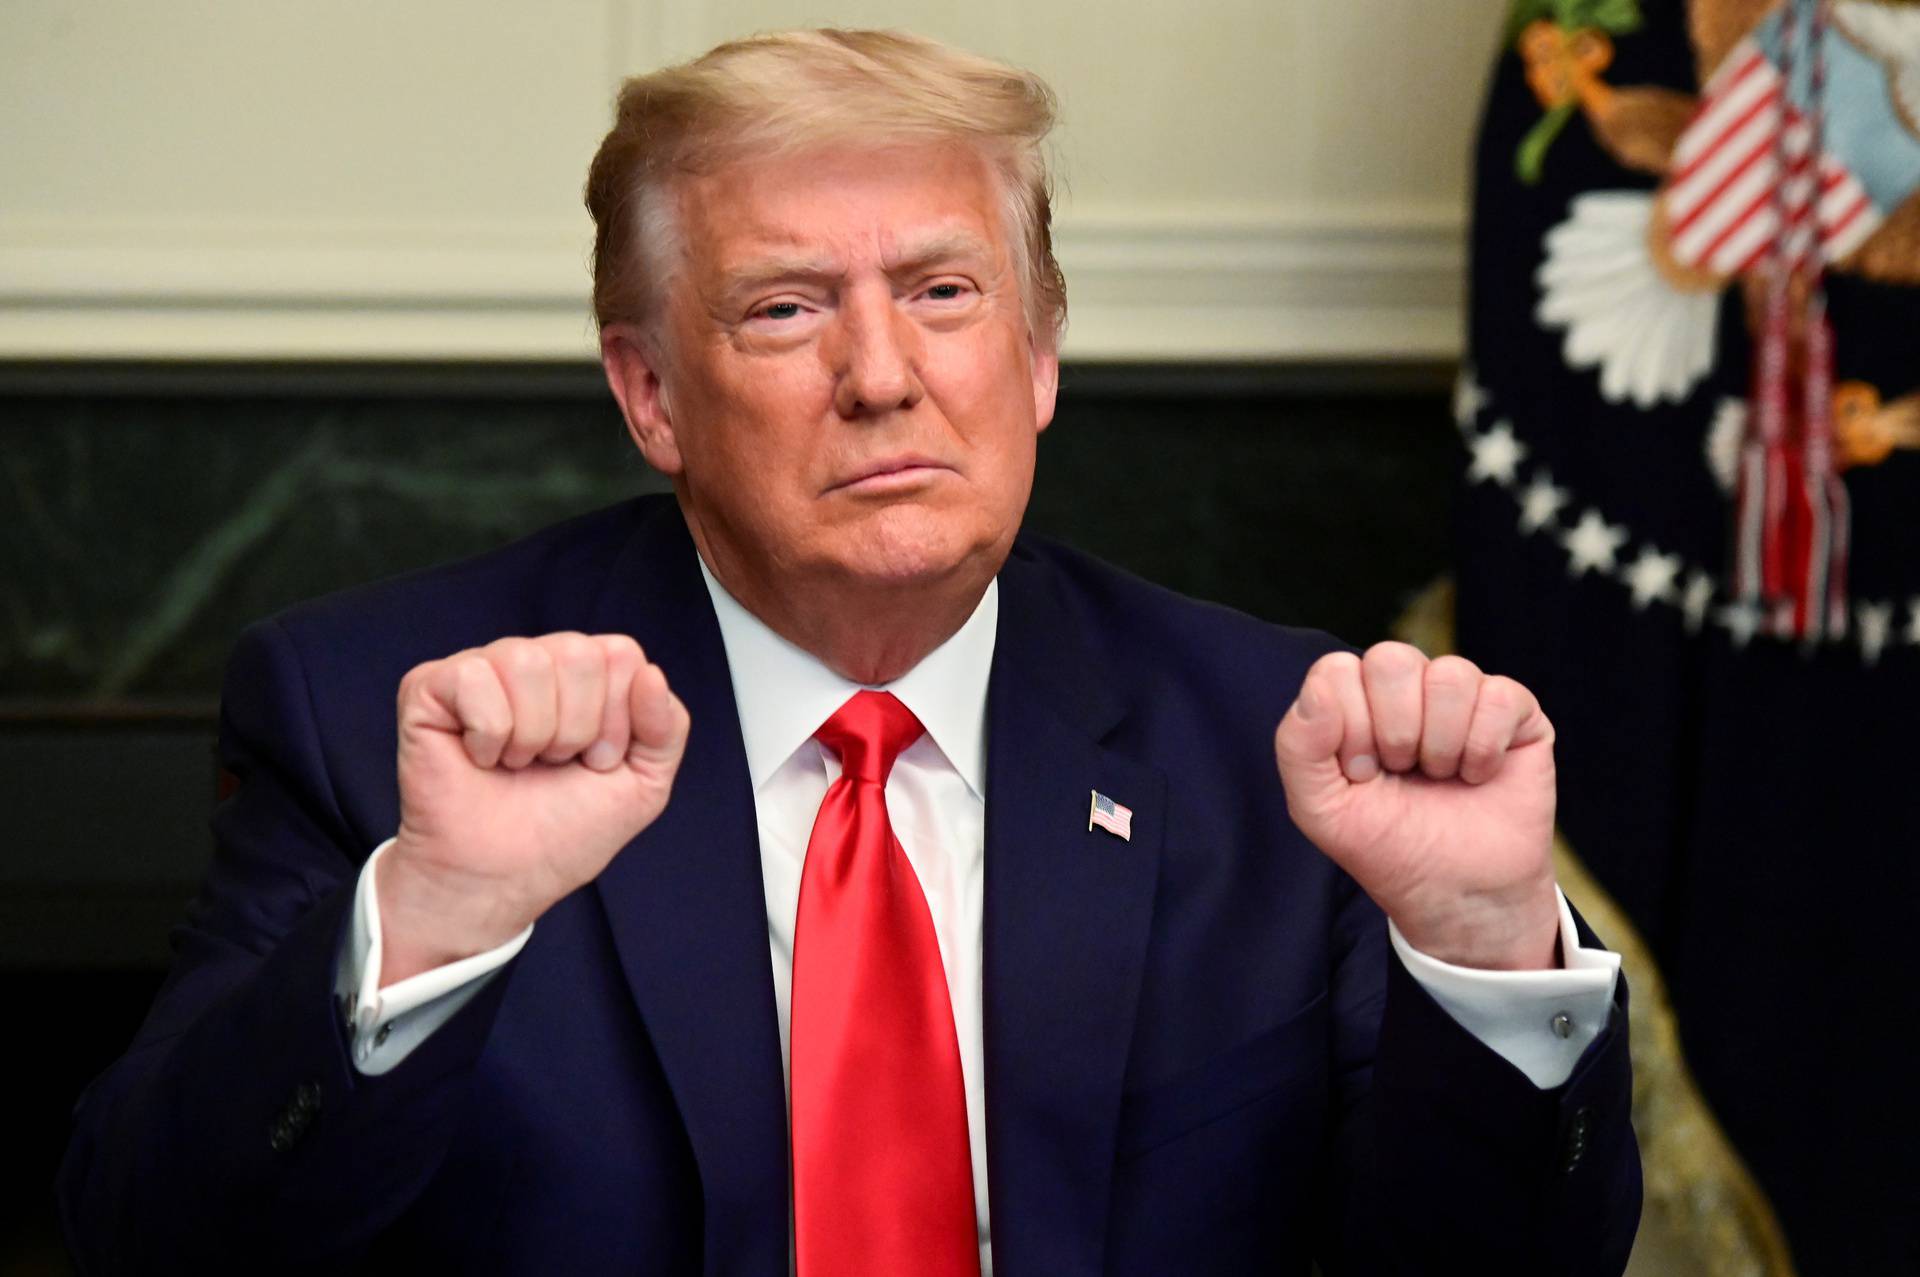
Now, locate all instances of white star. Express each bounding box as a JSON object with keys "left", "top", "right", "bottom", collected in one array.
[
  {"left": 1622, "top": 546, "right": 1683, "bottom": 609},
  {"left": 1454, "top": 366, "right": 1489, "bottom": 430},
  {"left": 1467, "top": 420, "right": 1528, "bottom": 487},
  {"left": 1906, "top": 598, "right": 1920, "bottom": 647},
  {"left": 1516, "top": 472, "right": 1570, "bottom": 534},
  {"left": 1715, "top": 599, "right": 1763, "bottom": 649},
  {"left": 1681, "top": 570, "right": 1716, "bottom": 633},
  {"left": 1561, "top": 509, "right": 1628, "bottom": 577},
  {"left": 1857, "top": 600, "right": 1894, "bottom": 665}
]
